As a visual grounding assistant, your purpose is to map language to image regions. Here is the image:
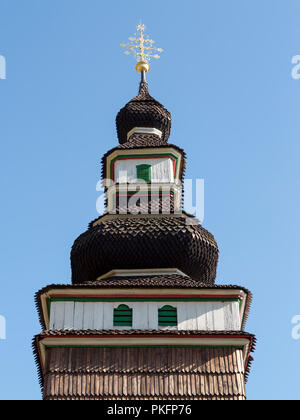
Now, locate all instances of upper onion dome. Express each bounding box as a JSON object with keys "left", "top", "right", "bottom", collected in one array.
[{"left": 116, "top": 81, "right": 171, "bottom": 144}]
